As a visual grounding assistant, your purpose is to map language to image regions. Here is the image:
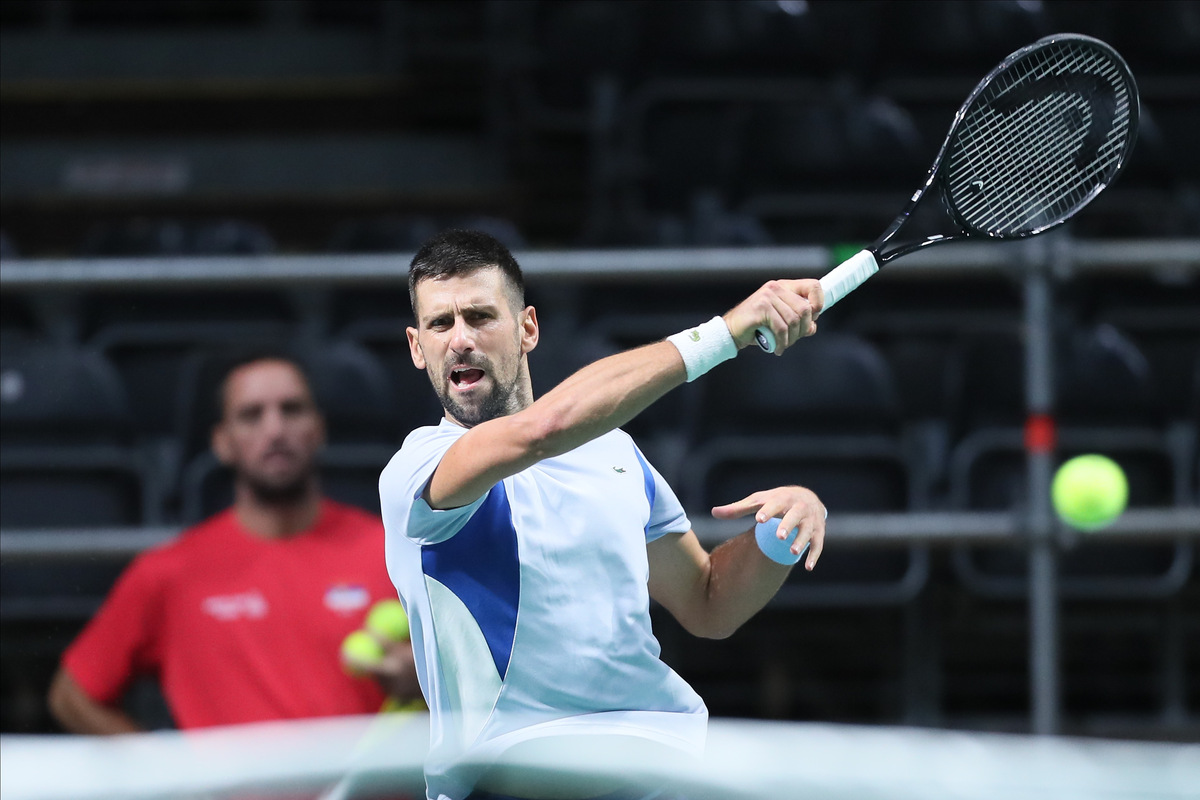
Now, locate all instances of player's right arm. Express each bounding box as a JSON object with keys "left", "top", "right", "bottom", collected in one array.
[
  {"left": 425, "top": 279, "right": 822, "bottom": 510},
  {"left": 48, "top": 668, "right": 141, "bottom": 735}
]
